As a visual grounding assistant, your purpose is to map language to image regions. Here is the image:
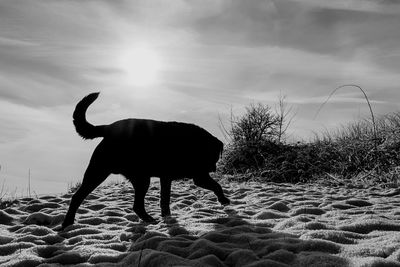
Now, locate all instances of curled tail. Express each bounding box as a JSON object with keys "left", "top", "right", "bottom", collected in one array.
[{"left": 73, "top": 92, "right": 104, "bottom": 139}]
